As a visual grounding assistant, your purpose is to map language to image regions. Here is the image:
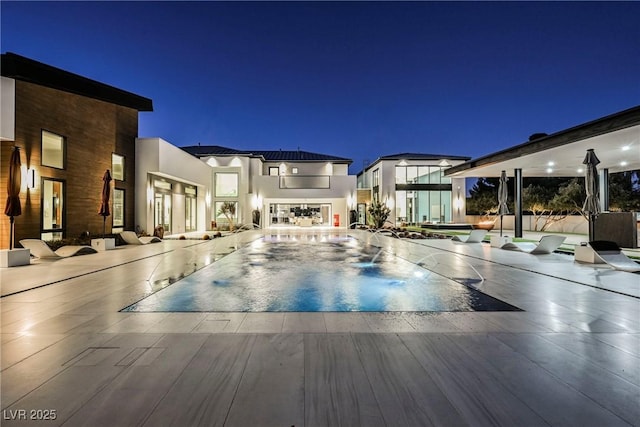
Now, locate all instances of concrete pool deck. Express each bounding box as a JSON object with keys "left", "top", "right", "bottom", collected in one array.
[{"left": 1, "top": 229, "right": 639, "bottom": 426}]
